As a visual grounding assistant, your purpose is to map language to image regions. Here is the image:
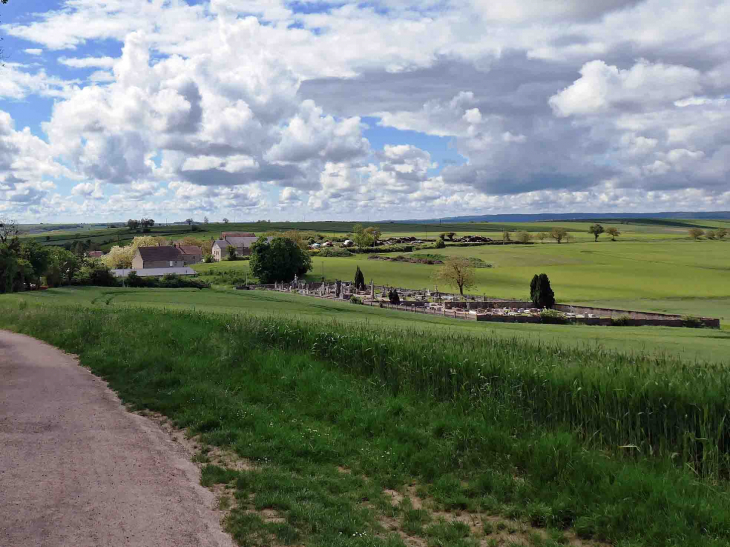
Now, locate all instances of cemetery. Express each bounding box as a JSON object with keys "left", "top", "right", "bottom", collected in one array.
[{"left": 246, "top": 276, "right": 721, "bottom": 329}]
